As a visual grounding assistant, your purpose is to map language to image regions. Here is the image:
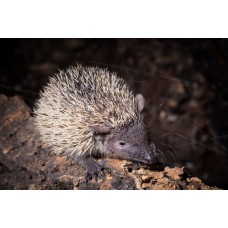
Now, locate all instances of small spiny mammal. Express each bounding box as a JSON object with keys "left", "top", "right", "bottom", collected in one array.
[{"left": 34, "top": 64, "right": 157, "bottom": 176}]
